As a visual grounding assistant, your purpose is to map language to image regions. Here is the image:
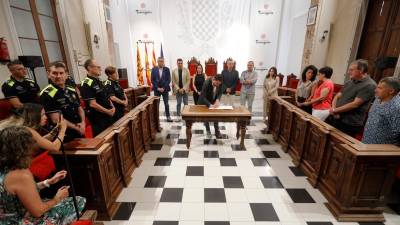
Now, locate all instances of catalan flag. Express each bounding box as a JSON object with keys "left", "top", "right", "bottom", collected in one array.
[
  {"left": 136, "top": 43, "right": 144, "bottom": 85},
  {"left": 144, "top": 43, "right": 152, "bottom": 87}
]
